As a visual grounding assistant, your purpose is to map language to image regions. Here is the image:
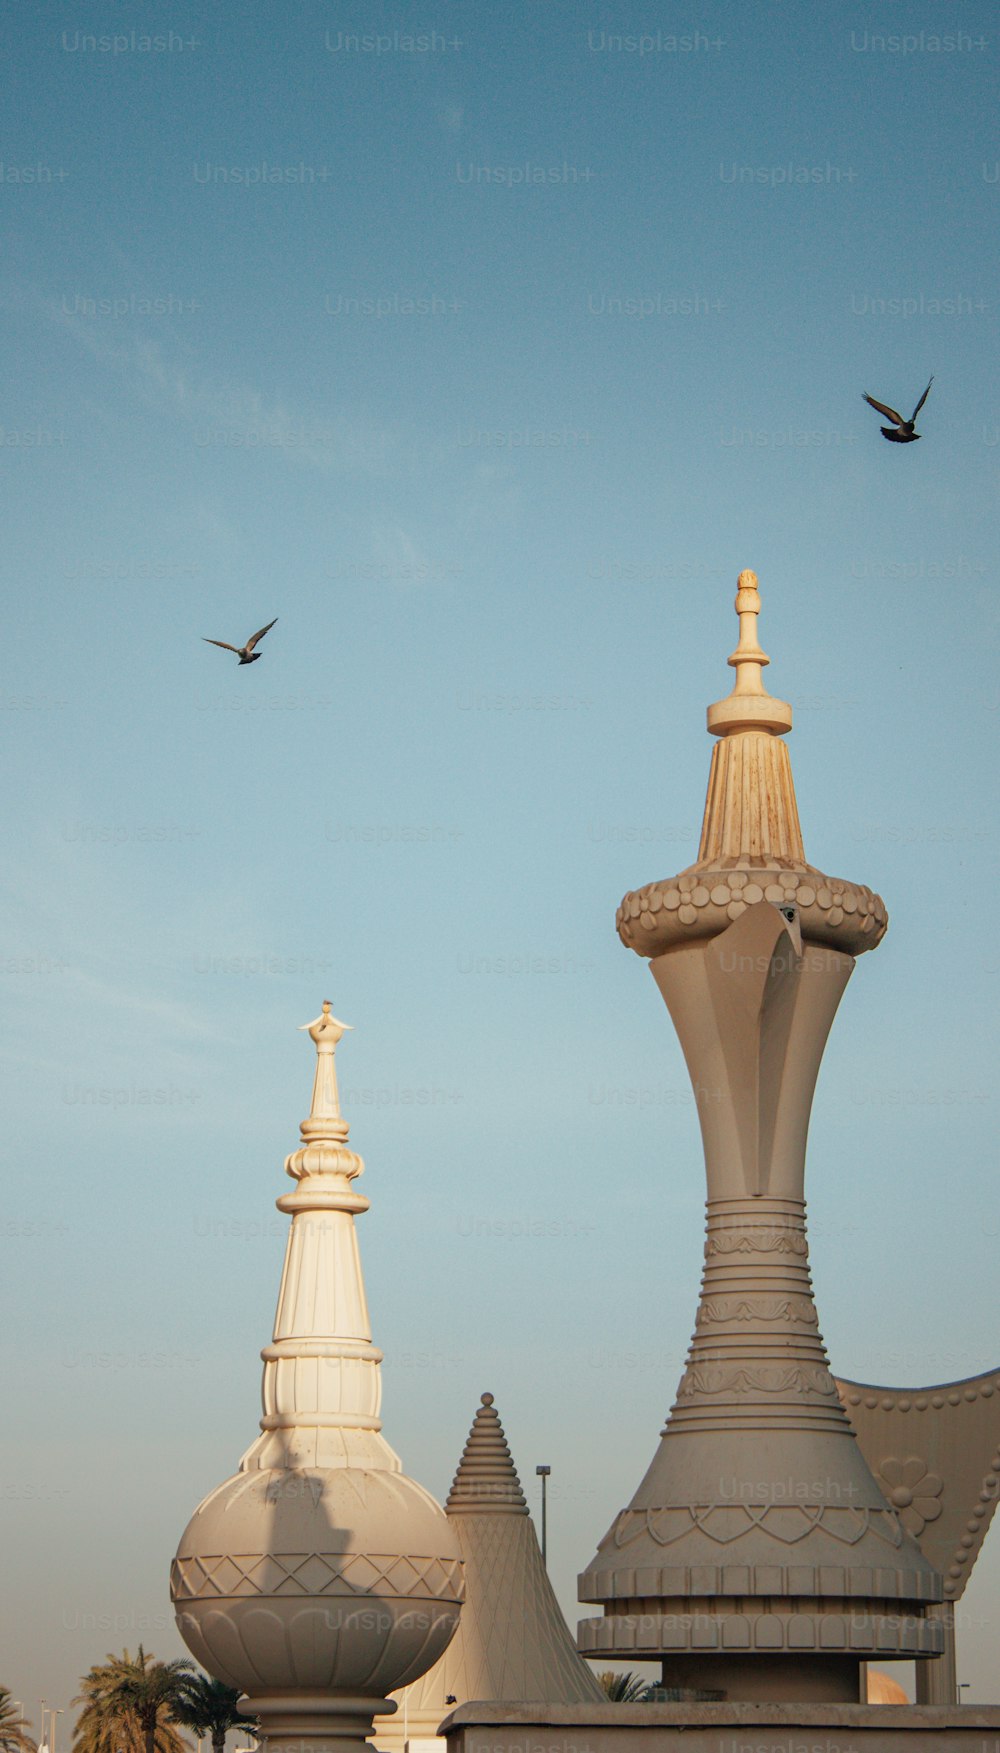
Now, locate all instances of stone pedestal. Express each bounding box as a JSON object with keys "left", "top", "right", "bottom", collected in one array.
[{"left": 441, "top": 1701, "right": 1000, "bottom": 1753}]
